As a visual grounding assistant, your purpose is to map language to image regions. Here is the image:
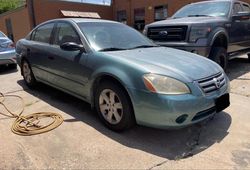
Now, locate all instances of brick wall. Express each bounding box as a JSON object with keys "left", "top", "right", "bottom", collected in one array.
[
  {"left": 113, "top": 0, "right": 250, "bottom": 26},
  {"left": 32, "top": 0, "right": 113, "bottom": 25},
  {"left": 0, "top": 6, "right": 31, "bottom": 42}
]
